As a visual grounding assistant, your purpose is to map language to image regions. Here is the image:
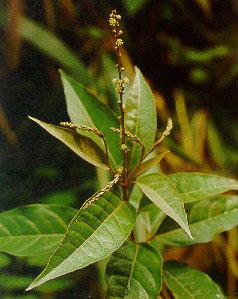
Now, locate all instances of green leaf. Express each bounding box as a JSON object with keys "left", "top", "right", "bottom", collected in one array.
[
  {"left": 0, "top": 204, "right": 76, "bottom": 256},
  {"left": 163, "top": 260, "right": 225, "bottom": 299},
  {"left": 0, "top": 253, "right": 11, "bottom": 269},
  {"left": 155, "top": 195, "right": 238, "bottom": 246},
  {"left": 26, "top": 192, "right": 136, "bottom": 290},
  {"left": 134, "top": 205, "right": 166, "bottom": 243},
  {"left": 40, "top": 189, "right": 77, "bottom": 206},
  {"left": 125, "top": 67, "right": 156, "bottom": 169},
  {"left": 136, "top": 174, "right": 192, "bottom": 238},
  {"left": 59, "top": 70, "right": 121, "bottom": 168},
  {"left": 135, "top": 151, "right": 169, "bottom": 178},
  {"left": 106, "top": 242, "right": 162, "bottom": 298},
  {"left": 26, "top": 253, "right": 52, "bottom": 267},
  {"left": 19, "top": 17, "right": 93, "bottom": 86},
  {"left": 168, "top": 172, "right": 238, "bottom": 203},
  {"left": 0, "top": 274, "right": 34, "bottom": 290},
  {"left": 29, "top": 116, "right": 109, "bottom": 170},
  {"left": 123, "top": 0, "right": 150, "bottom": 15},
  {"left": 128, "top": 184, "right": 143, "bottom": 210}
]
